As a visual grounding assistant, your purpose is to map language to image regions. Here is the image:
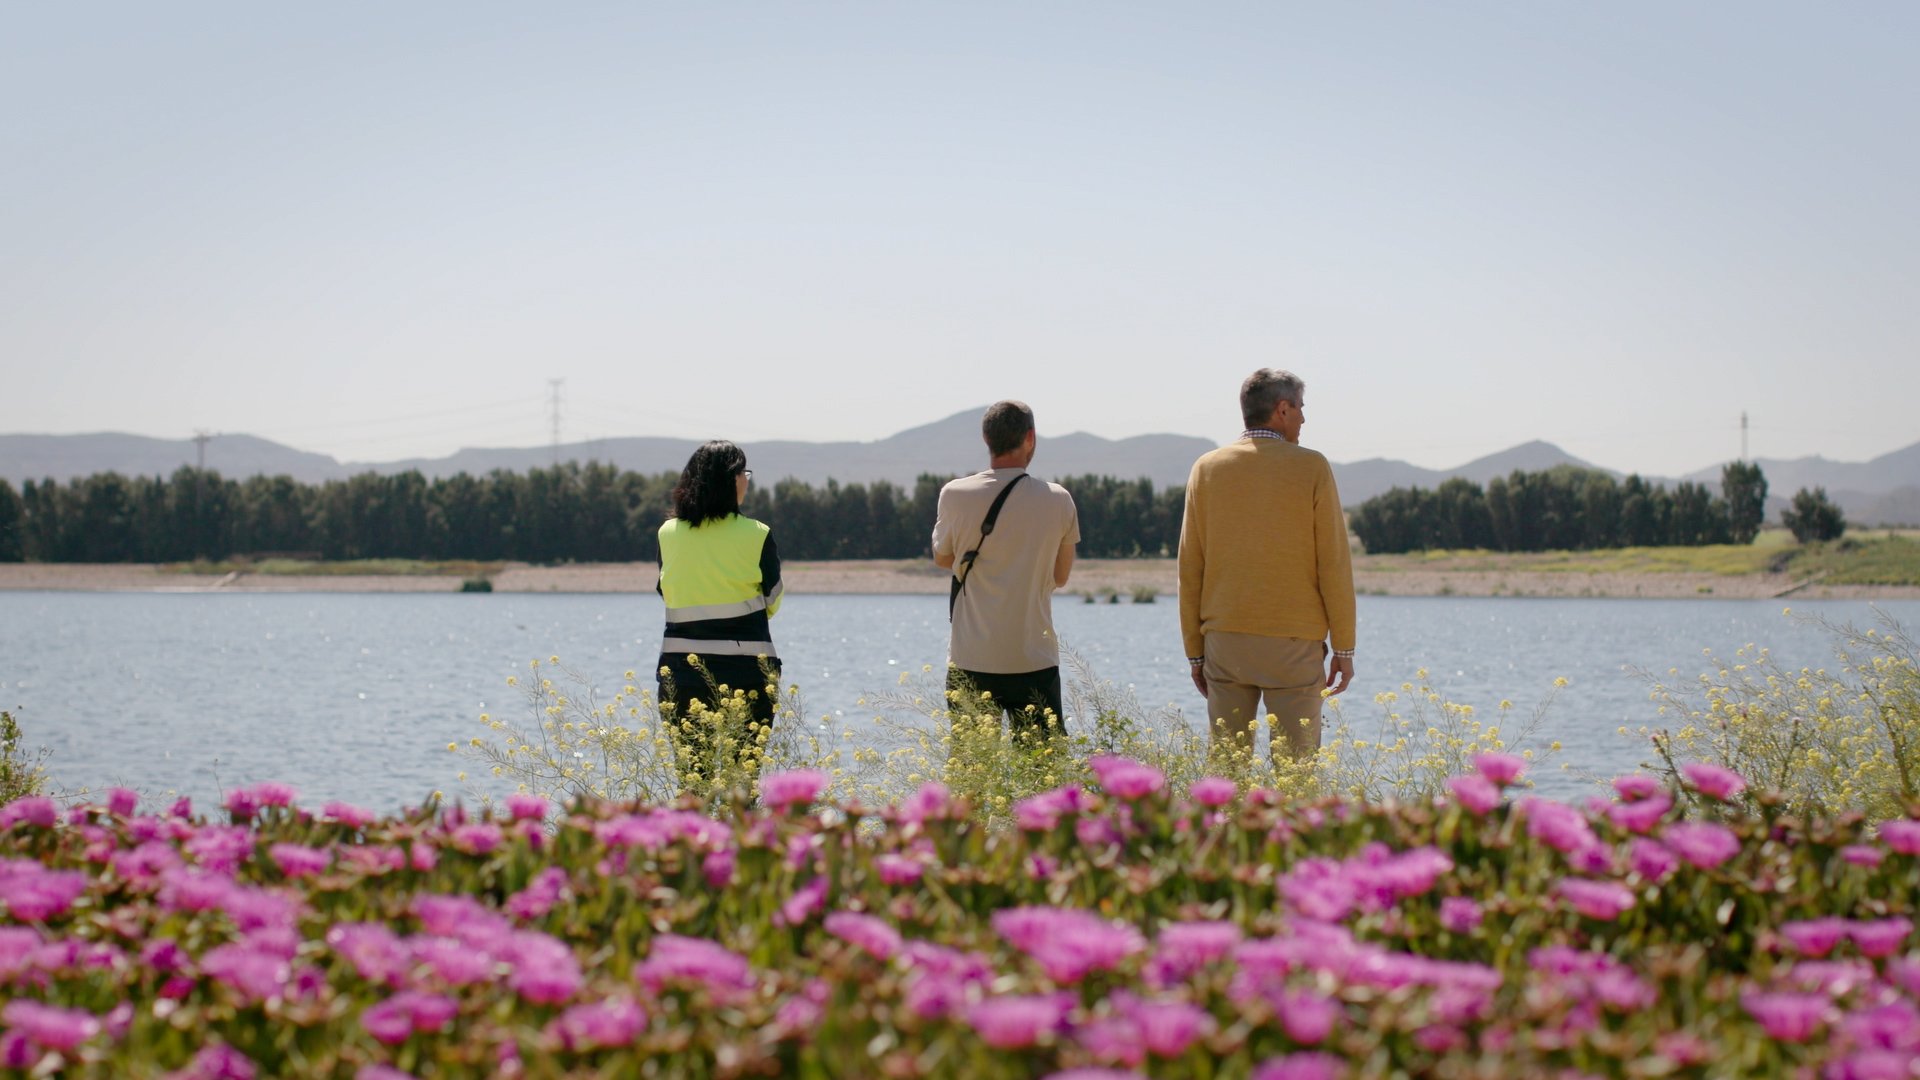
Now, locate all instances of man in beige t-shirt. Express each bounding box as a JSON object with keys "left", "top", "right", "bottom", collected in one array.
[{"left": 932, "top": 401, "right": 1080, "bottom": 733}]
